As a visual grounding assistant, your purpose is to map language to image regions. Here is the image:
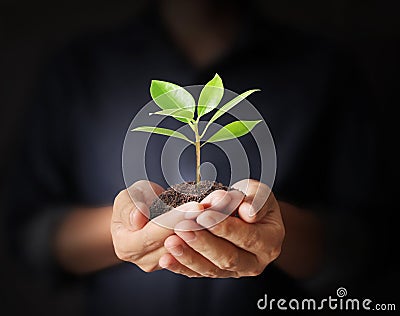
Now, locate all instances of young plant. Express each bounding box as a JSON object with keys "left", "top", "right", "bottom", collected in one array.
[{"left": 132, "top": 74, "right": 261, "bottom": 184}]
